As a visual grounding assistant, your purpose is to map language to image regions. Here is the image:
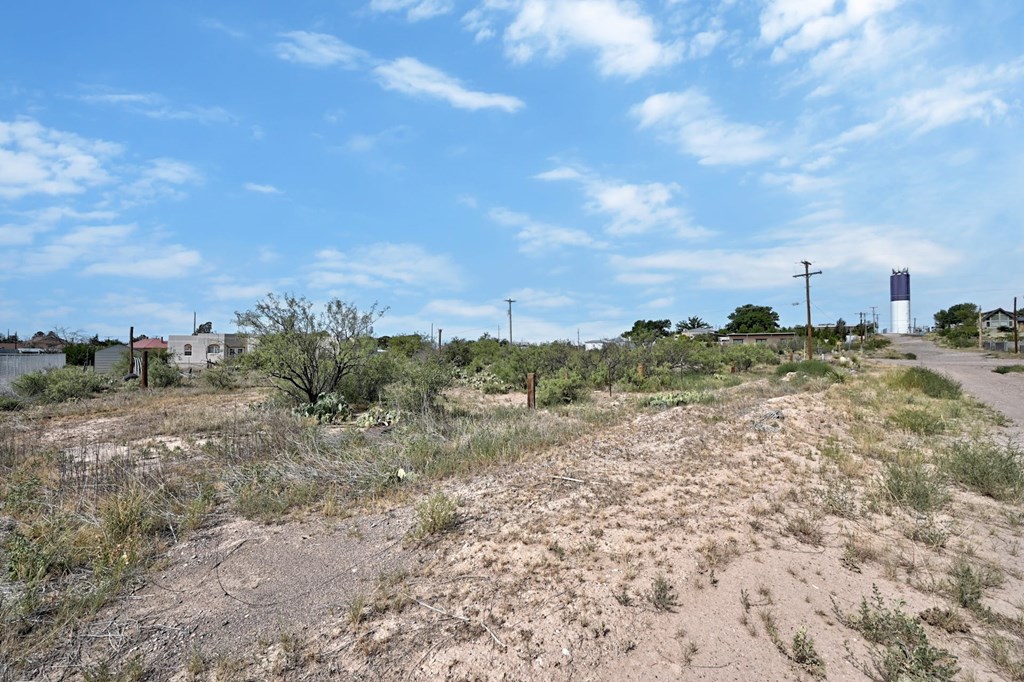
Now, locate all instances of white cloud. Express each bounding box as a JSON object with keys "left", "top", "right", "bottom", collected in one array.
[
  {"left": 500, "top": 0, "right": 681, "bottom": 78},
  {"left": 761, "top": 171, "right": 836, "bottom": 193},
  {"left": 274, "top": 31, "right": 368, "bottom": 68},
  {"left": 424, "top": 299, "right": 501, "bottom": 317},
  {"left": 310, "top": 242, "right": 462, "bottom": 290},
  {"left": 614, "top": 272, "right": 676, "bottom": 285},
  {"left": 81, "top": 90, "right": 235, "bottom": 124},
  {"left": 84, "top": 245, "right": 203, "bottom": 278},
  {"left": 831, "top": 58, "right": 1024, "bottom": 144},
  {"left": 243, "top": 182, "right": 281, "bottom": 194},
  {"left": 211, "top": 283, "right": 276, "bottom": 300},
  {"left": 506, "top": 287, "right": 575, "bottom": 308},
  {"left": 488, "top": 207, "right": 605, "bottom": 253},
  {"left": 537, "top": 164, "right": 708, "bottom": 237},
  {"left": 611, "top": 222, "right": 959, "bottom": 290},
  {"left": 369, "top": 0, "right": 454, "bottom": 21},
  {"left": 761, "top": 0, "right": 903, "bottom": 62},
  {"left": 632, "top": 89, "right": 779, "bottom": 165},
  {"left": 374, "top": 58, "right": 524, "bottom": 112},
  {"left": 0, "top": 118, "right": 119, "bottom": 199},
  {"left": 345, "top": 125, "right": 412, "bottom": 153},
  {"left": 122, "top": 158, "right": 201, "bottom": 205}
]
